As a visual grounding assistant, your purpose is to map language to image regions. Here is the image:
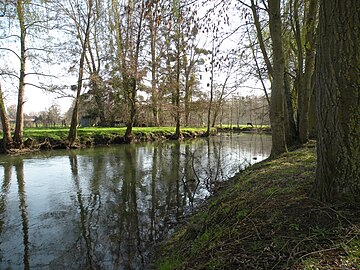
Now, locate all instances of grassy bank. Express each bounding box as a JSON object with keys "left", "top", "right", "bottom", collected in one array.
[
  {"left": 216, "top": 124, "right": 271, "bottom": 133},
  {"left": 0, "top": 126, "right": 217, "bottom": 153},
  {"left": 155, "top": 143, "right": 360, "bottom": 269},
  {"left": 23, "top": 126, "right": 210, "bottom": 141},
  {"left": 1, "top": 126, "right": 265, "bottom": 151},
  {"left": 1, "top": 126, "right": 213, "bottom": 151}
]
